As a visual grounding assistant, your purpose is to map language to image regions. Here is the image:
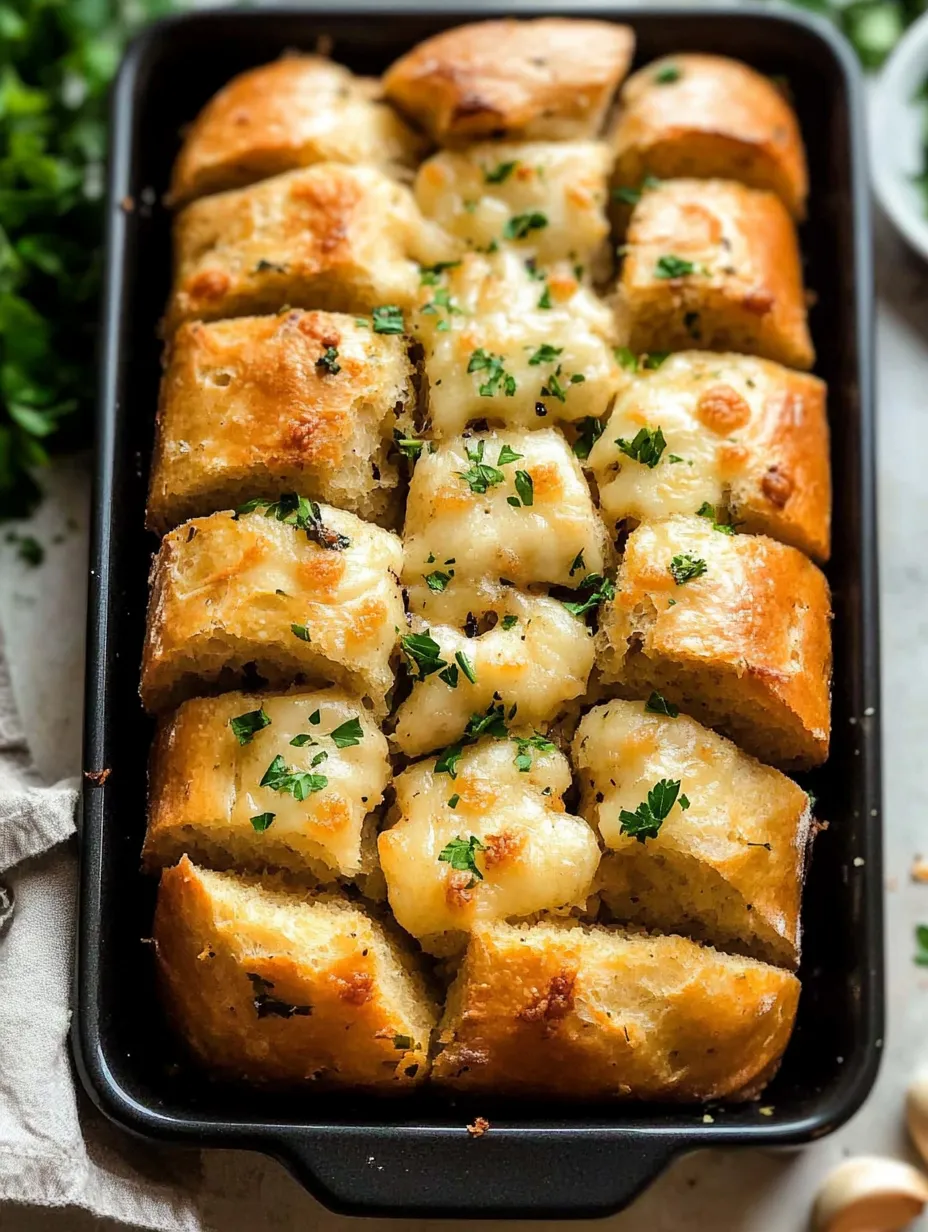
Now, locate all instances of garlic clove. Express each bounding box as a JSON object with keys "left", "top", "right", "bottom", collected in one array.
[
  {"left": 906, "top": 1074, "right": 928, "bottom": 1166},
  {"left": 813, "top": 1156, "right": 928, "bottom": 1231}
]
